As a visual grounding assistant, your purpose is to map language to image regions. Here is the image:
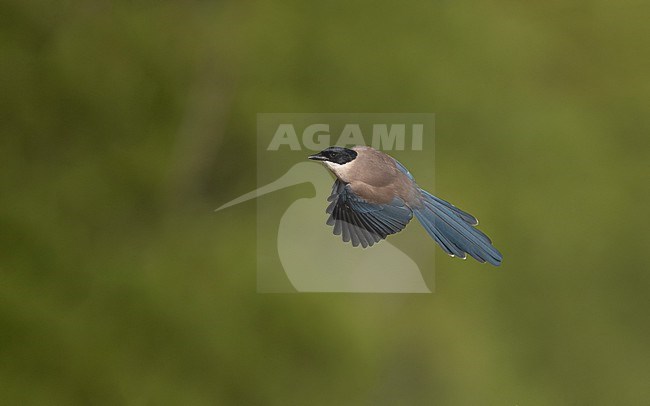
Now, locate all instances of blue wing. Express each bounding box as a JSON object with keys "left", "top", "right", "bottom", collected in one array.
[{"left": 326, "top": 180, "right": 413, "bottom": 248}]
